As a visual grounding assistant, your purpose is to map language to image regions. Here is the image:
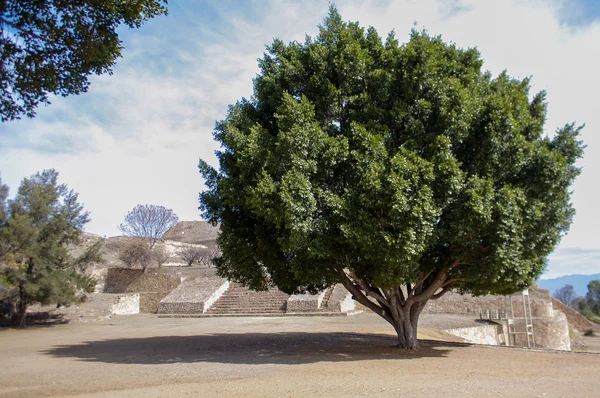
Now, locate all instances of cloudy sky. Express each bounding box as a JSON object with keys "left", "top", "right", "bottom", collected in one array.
[{"left": 1, "top": 0, "right": 599, "bottom": 279}]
